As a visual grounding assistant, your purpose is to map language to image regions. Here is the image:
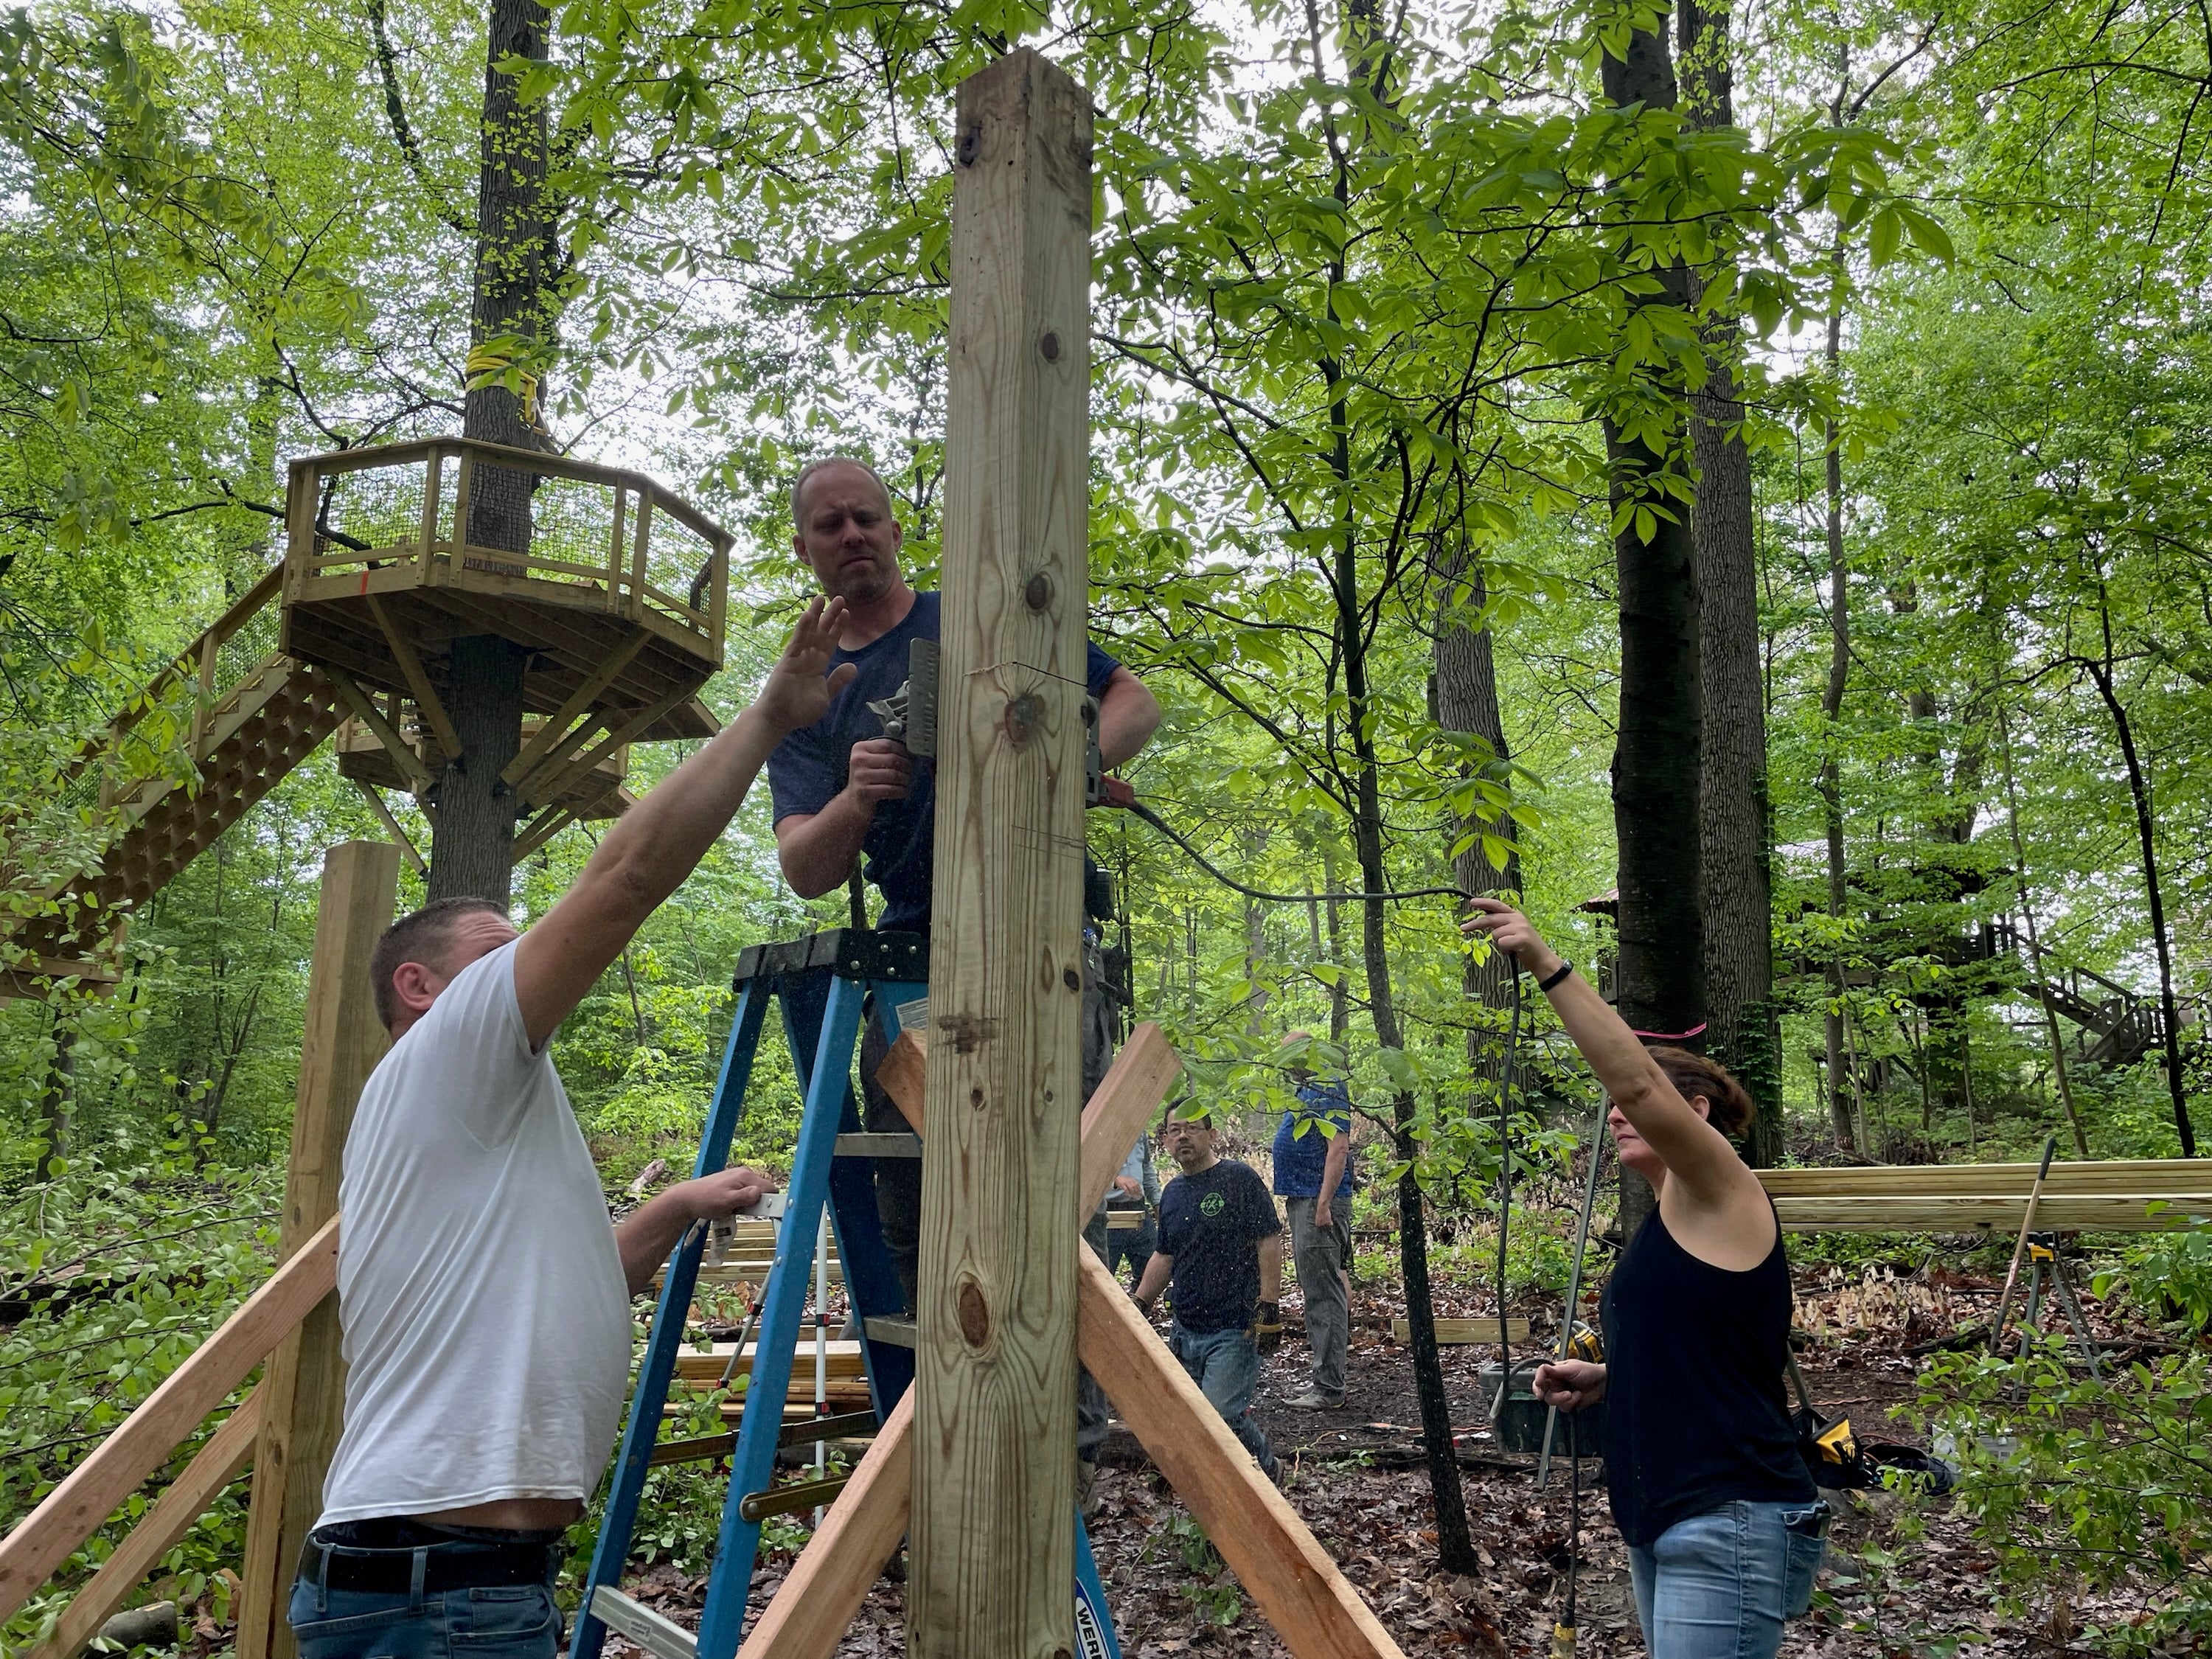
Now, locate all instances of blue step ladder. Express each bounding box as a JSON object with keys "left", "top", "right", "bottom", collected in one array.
[{"left": 568, "top": 928, "right": 1121, "bottom": 1659}]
